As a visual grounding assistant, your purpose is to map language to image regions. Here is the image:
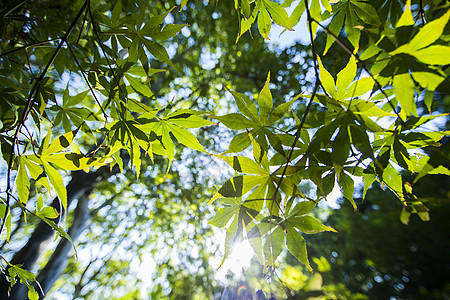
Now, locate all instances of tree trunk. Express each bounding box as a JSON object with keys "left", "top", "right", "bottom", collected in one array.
[
  {"left": 0, "top": 167, "right": 109, "bottom": 299},
  {"left": 14, "top": 190, "right": 91, "bottom": 299}
]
